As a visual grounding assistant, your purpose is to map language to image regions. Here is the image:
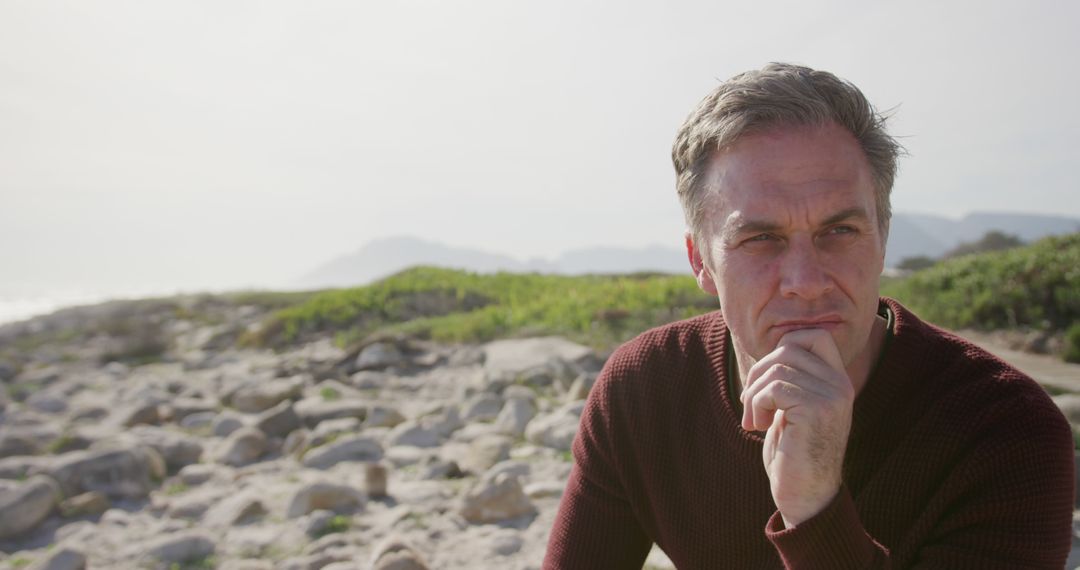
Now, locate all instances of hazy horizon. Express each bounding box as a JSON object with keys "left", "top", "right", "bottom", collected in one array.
[{"left": 3, "top": 1, "right": 1078, "bottom": 311}]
